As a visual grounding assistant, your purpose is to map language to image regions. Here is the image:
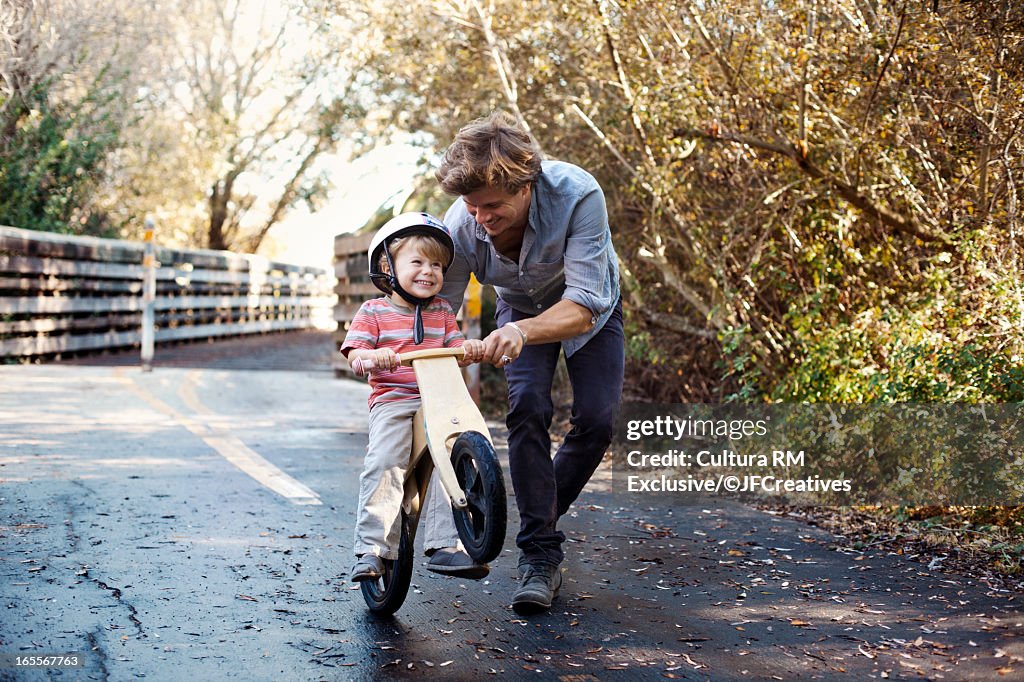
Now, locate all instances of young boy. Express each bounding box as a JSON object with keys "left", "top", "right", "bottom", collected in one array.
[{"left": 341, "top": 212, "right": 487, "bottom": 582}]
